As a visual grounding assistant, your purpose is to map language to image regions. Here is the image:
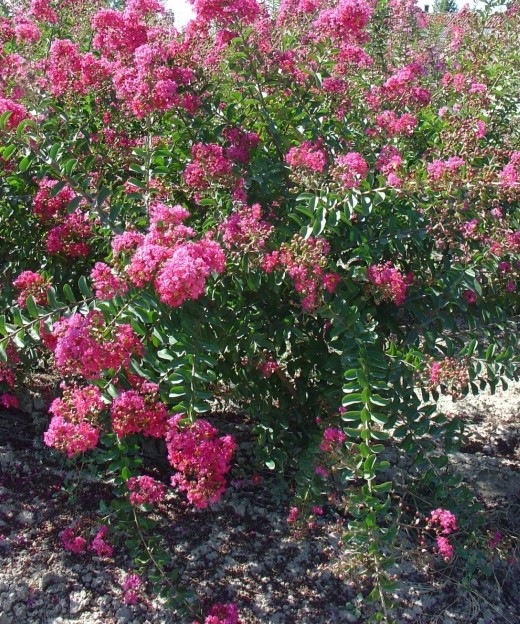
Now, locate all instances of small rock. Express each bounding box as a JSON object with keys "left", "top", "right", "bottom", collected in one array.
[{"left": 70, "top": 589, "right": 90, "bottom": 615}]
